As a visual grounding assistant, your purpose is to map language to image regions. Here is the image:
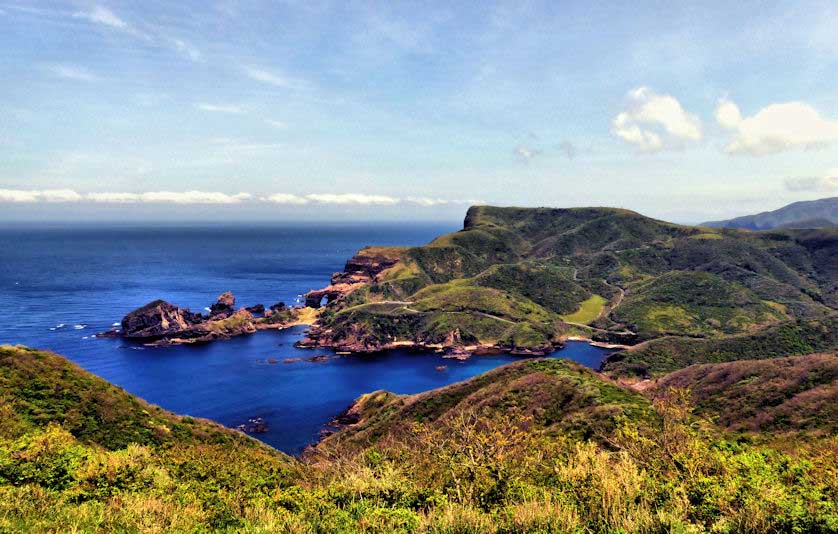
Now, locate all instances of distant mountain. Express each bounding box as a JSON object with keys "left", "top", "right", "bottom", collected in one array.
[{"left": 702, "top": 197, "right": 838, "bottom": 230}]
